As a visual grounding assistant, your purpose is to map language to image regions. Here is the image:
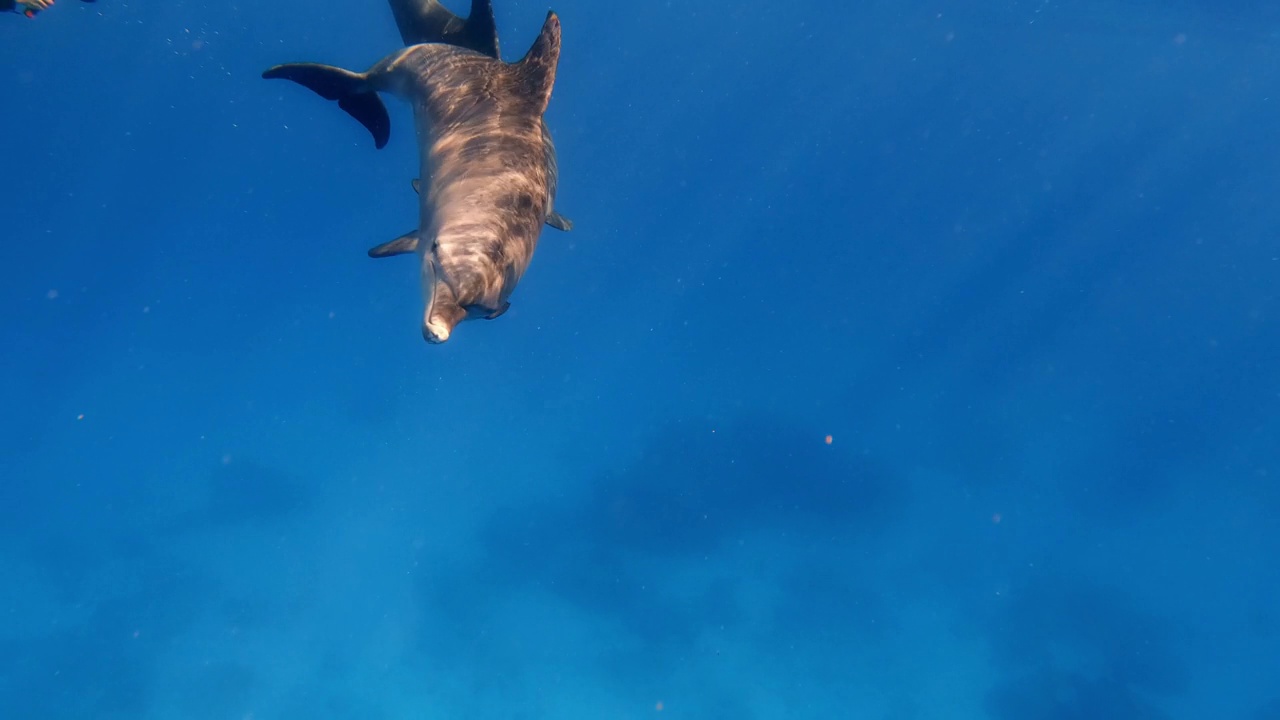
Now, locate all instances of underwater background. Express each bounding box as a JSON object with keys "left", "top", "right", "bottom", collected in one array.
[{"left": 2, "top": 0, "right": 1278, "bottom": 717}]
